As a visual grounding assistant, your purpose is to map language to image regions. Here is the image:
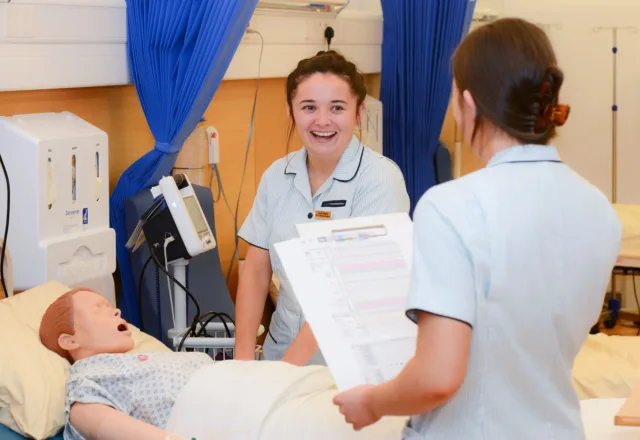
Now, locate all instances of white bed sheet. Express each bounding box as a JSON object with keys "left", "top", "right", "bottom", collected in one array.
[
  {"left": 166, "top": 360, "right": 407, "bottom": 440},
  {"left": 163, "top": 334, "right": 640, "bottom": 440},
  {"left": 573, "top": 334, "right": 640, "bottom": 400}
]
